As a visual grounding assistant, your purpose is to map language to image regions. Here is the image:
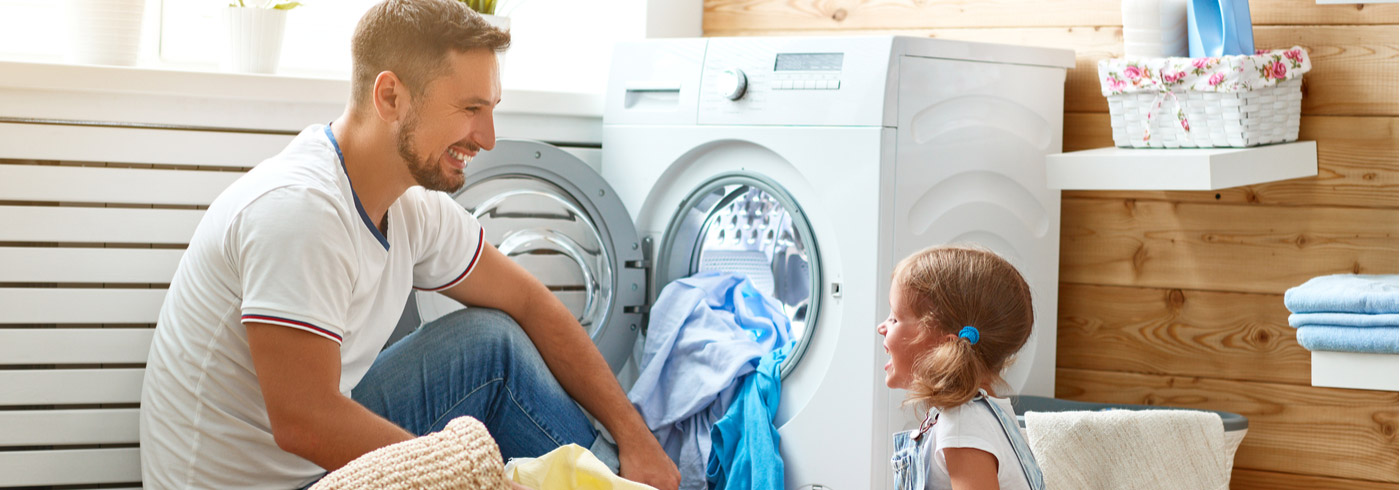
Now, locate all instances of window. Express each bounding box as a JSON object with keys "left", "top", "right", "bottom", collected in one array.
[
  {"left": 157, "top": 0, "right": 678, "bottom": 94},
  {"left": 0, "top": 0, "right": 694, "bottom": 94}
]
